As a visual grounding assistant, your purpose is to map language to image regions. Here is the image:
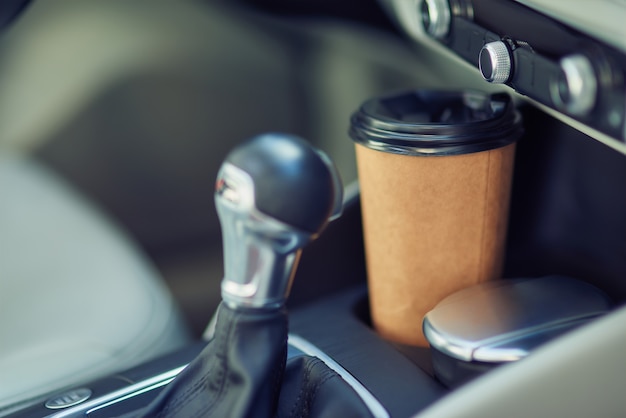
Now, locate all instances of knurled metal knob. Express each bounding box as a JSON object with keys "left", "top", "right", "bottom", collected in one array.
[
  {"left": 479, "top": 41, "right": 512, "bottom": 84},
  {"left": 551, "top": 54, "right": 598, "bottom": 117},
  {"left": 421, "top": 0, "right": 451, "bottom": 40}
]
